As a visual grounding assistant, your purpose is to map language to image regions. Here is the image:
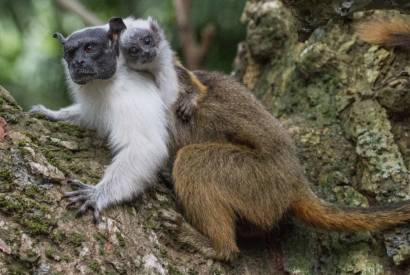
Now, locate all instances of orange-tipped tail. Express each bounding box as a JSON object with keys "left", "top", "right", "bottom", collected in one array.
[
  {"left": 356, "top": 19, "right": 410, "bottom": 48},
  {"left": 291, "top": 190, "right": 410, "bottom": 231}
]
